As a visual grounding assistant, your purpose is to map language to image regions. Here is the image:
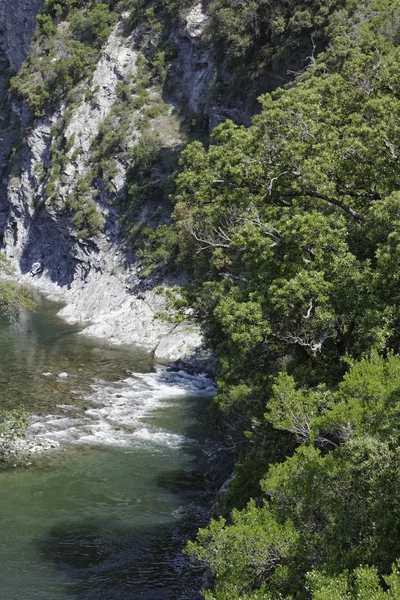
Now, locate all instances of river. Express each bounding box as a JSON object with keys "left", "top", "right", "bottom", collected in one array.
[{"left": 0, "top": 294, "right": 216, "bottom": 599}]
